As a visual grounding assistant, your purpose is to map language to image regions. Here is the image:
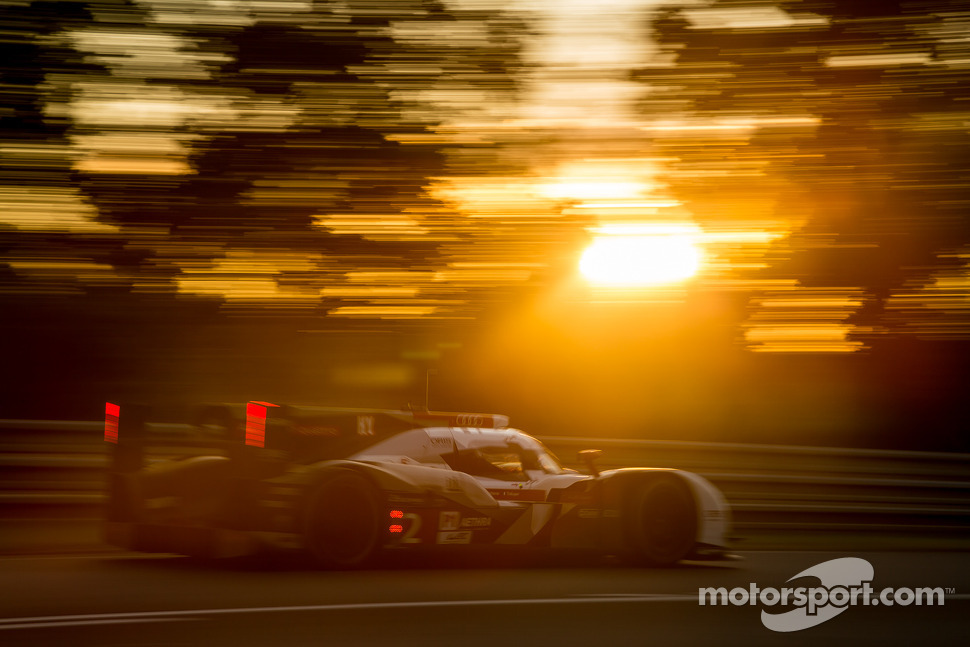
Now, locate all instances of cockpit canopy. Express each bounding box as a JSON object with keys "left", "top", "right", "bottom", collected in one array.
[{"left": 353, "top": 427, "right": 565, "bottom": 480}]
